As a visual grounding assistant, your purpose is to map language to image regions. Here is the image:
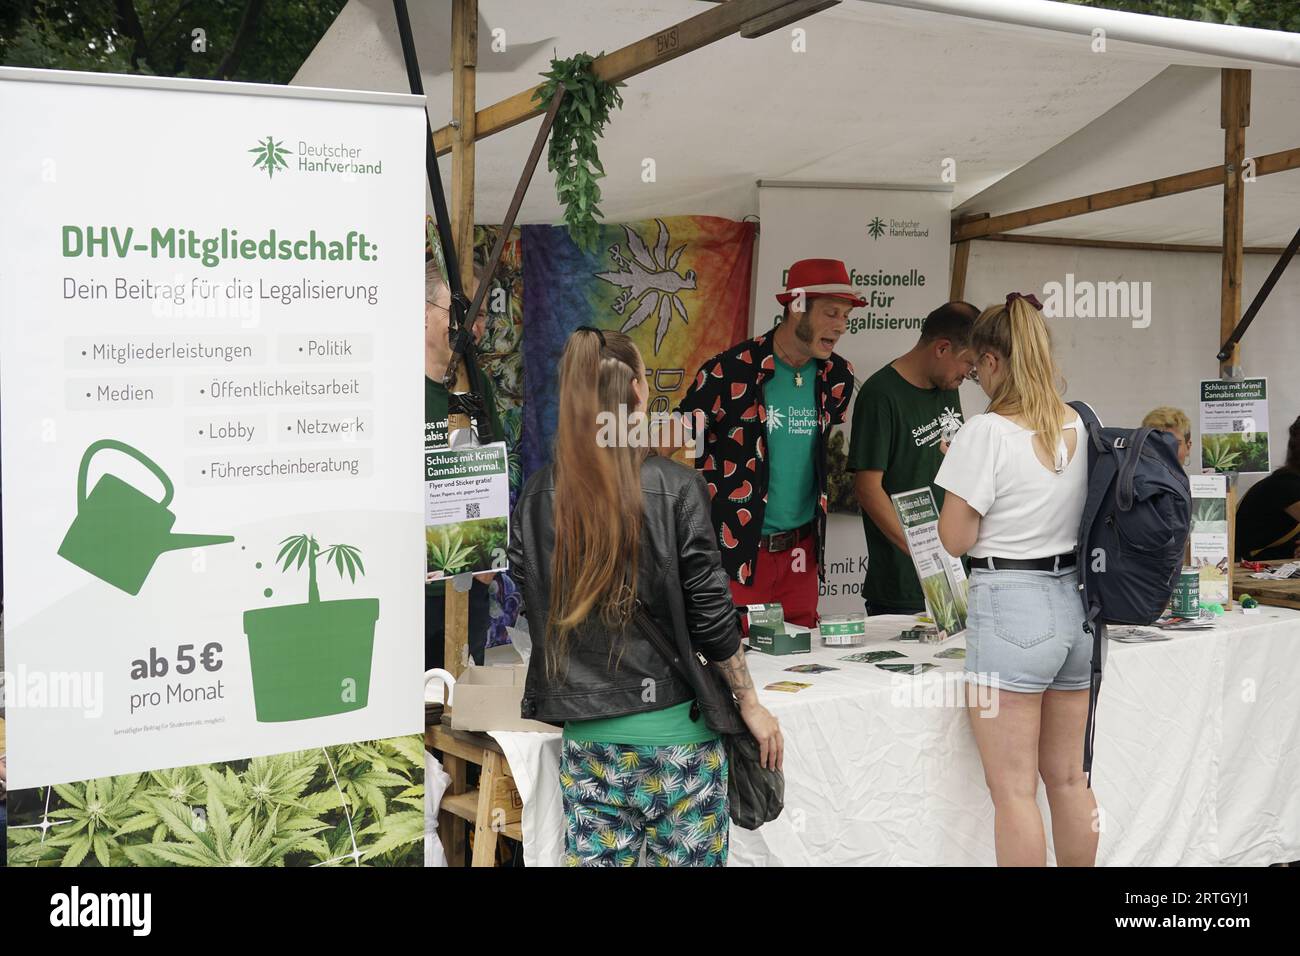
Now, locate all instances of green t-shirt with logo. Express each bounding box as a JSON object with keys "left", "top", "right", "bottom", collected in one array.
[
  {"left": 425, "top": 372, "right": 504, "bottom": 597},
  {"left": 762, "top": 356, "right": 818, "bottom": 534},
  {"left": 848, "top": 364, "right": 963, "bottom": 609}
]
